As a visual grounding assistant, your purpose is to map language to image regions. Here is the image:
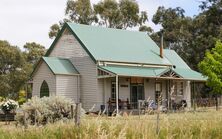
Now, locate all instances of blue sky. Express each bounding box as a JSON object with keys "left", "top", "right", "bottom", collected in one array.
[{"left": 0, "top": 0, "right": 201, "bottom": 49}]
